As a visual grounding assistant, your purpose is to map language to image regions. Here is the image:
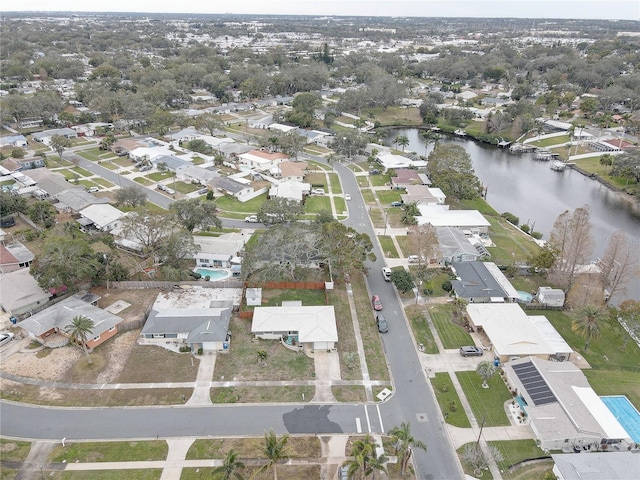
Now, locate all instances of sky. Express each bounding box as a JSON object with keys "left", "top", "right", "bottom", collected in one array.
[{"left": 1, "top": 1, "right": 639, "bottom": 20}]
